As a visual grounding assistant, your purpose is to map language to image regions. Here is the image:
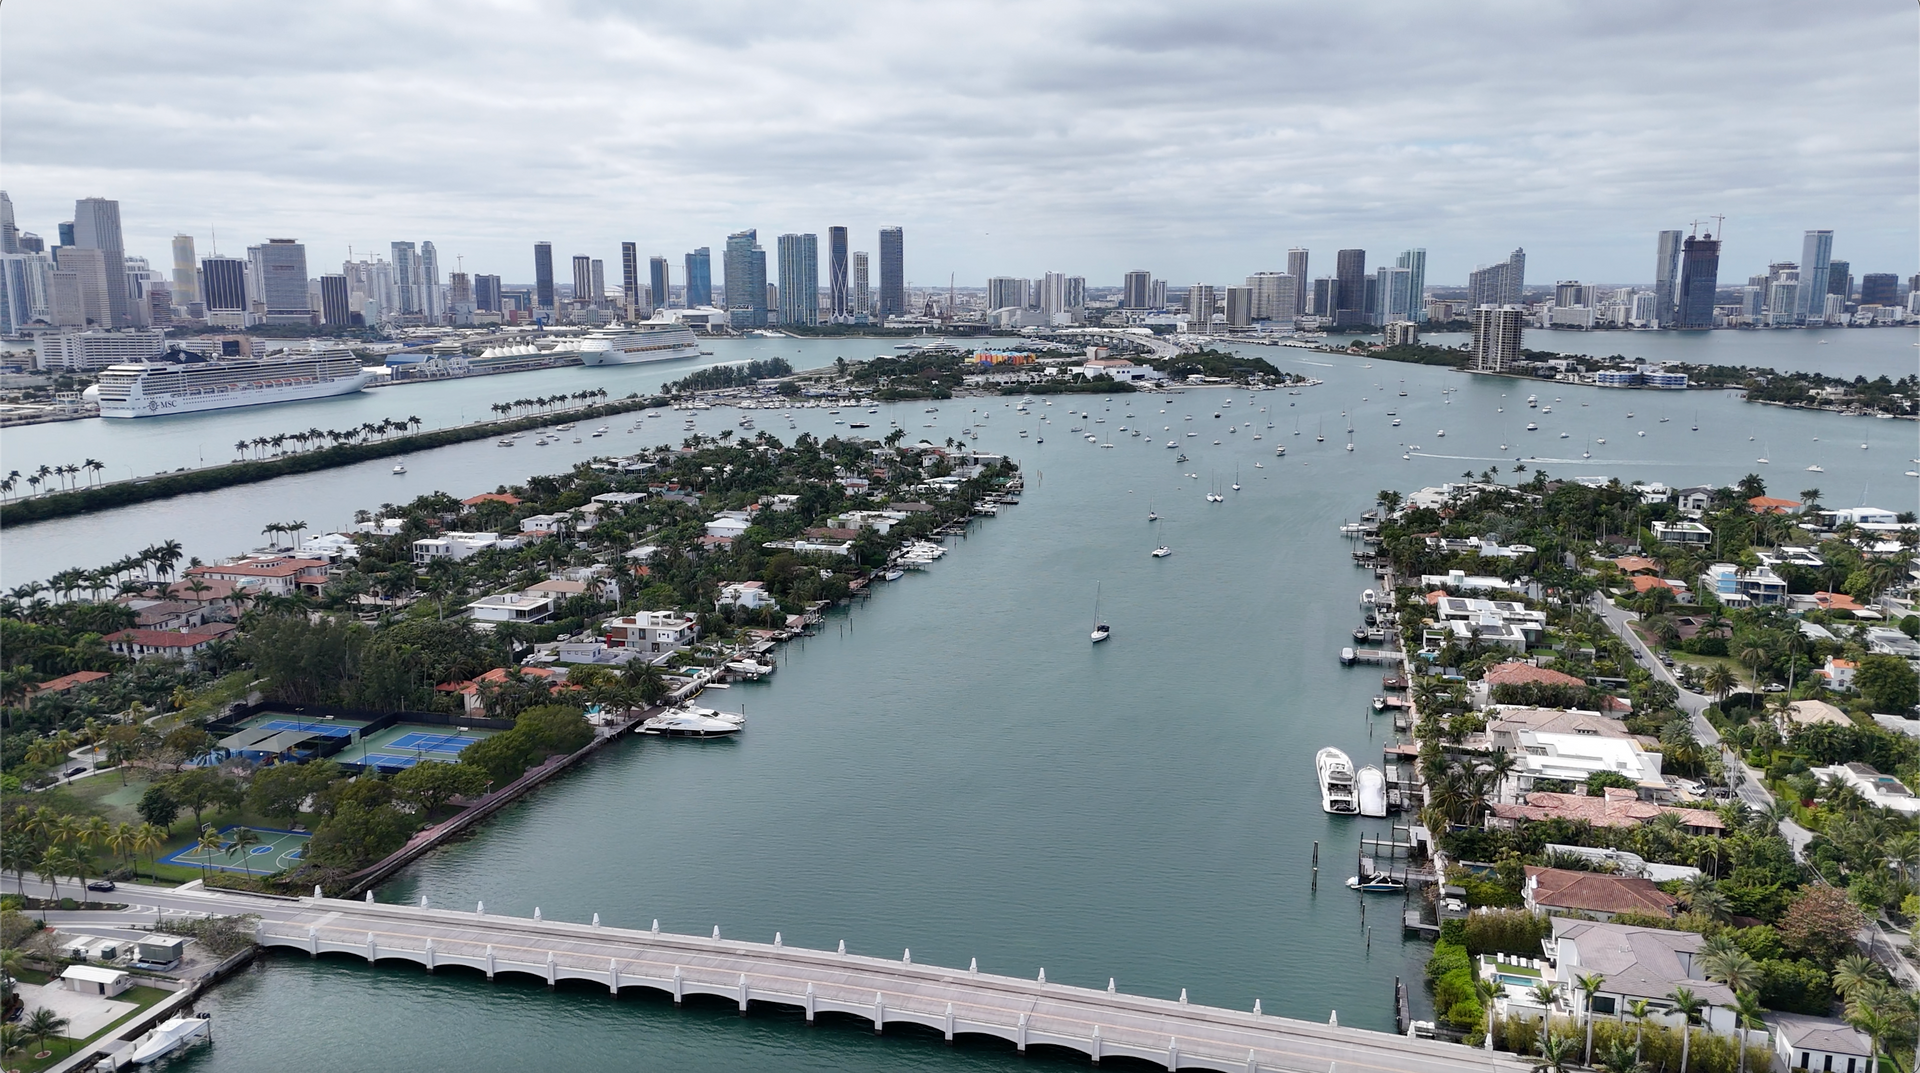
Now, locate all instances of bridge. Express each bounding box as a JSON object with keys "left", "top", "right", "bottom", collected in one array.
[{"left": 59, "top": 881, "right": 1530, "bottom": 1073}]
